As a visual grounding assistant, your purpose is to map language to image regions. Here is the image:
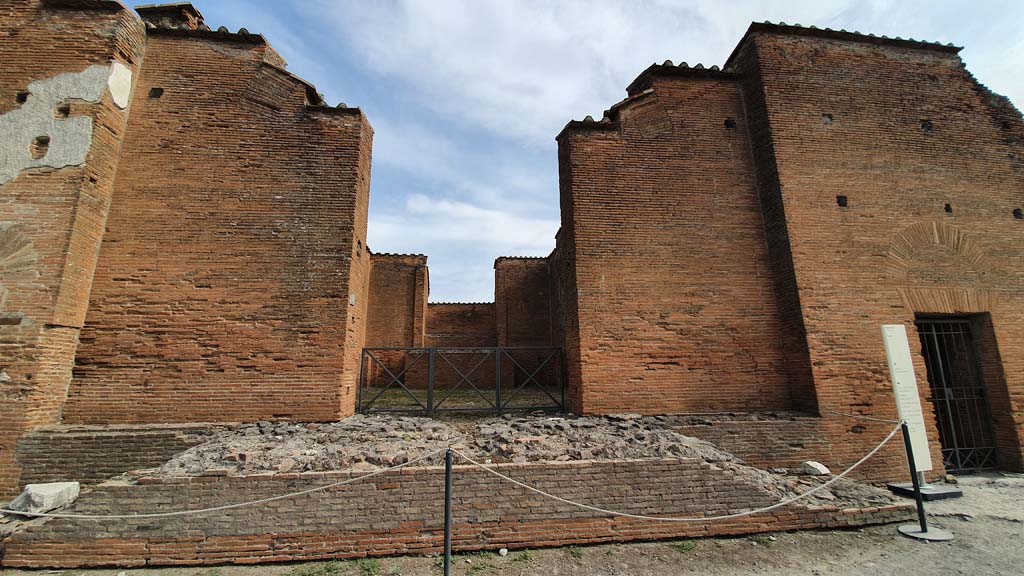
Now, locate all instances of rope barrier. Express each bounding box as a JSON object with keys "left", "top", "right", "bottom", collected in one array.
[
  {"left": 0, "top": 421, "right": 904, "bottom": 523},
  {"left": 451, "top": 420, "right": 903, "bottom": 523},
  {"left": 0, "top": 449, "right": 445, "bottom": 520}
]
